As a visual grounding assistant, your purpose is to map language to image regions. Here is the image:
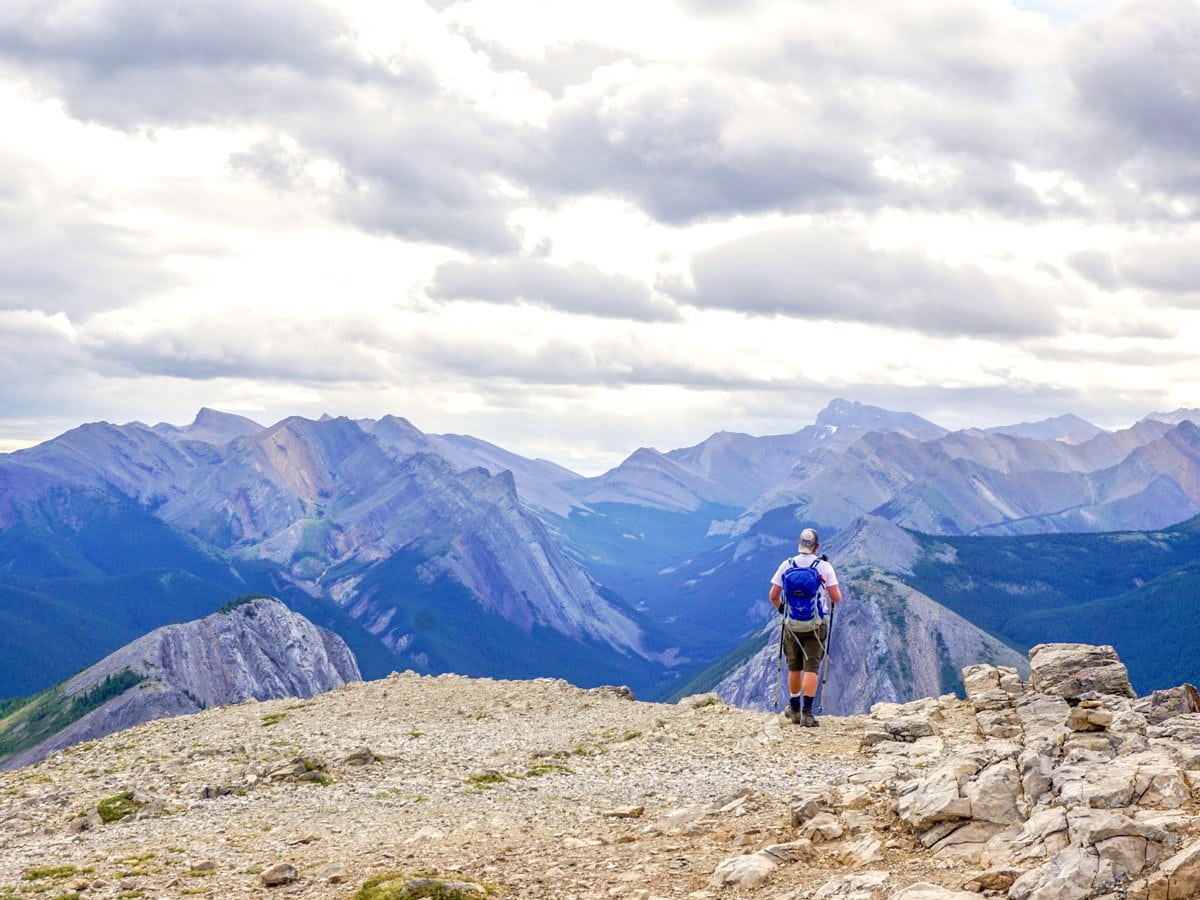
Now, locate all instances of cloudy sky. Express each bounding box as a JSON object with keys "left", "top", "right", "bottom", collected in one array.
[{"left": 2, "top": 0, "right": 1198, "bottom": 473}]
